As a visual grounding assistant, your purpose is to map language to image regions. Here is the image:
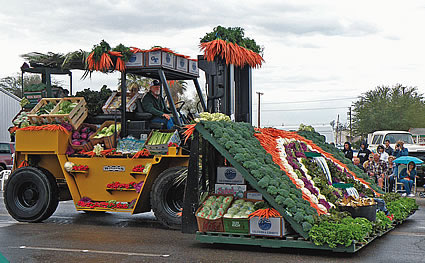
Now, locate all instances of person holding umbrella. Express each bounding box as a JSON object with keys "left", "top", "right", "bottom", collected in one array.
[{"left": 398, "top": 161, "right": 417, "bottom": 197}]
